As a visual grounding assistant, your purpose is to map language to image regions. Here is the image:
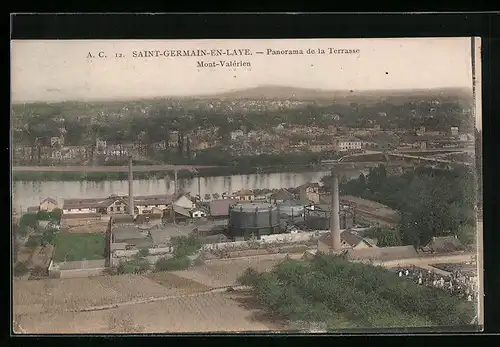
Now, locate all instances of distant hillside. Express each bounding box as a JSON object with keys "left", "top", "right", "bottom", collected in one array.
[
  {"left": 12, "top": 85, "right": 473, "bottom": 106},
  {"left": 193, "top": 85, "right": 473, "bottom": 103}
]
